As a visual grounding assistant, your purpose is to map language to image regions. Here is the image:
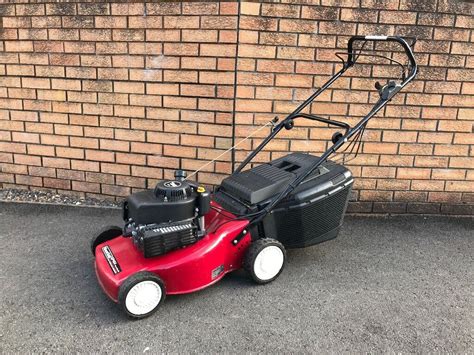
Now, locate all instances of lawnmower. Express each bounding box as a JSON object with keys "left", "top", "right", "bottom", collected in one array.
[{"left": 92, "top": 35, "right": 417, "bottom": 318}]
